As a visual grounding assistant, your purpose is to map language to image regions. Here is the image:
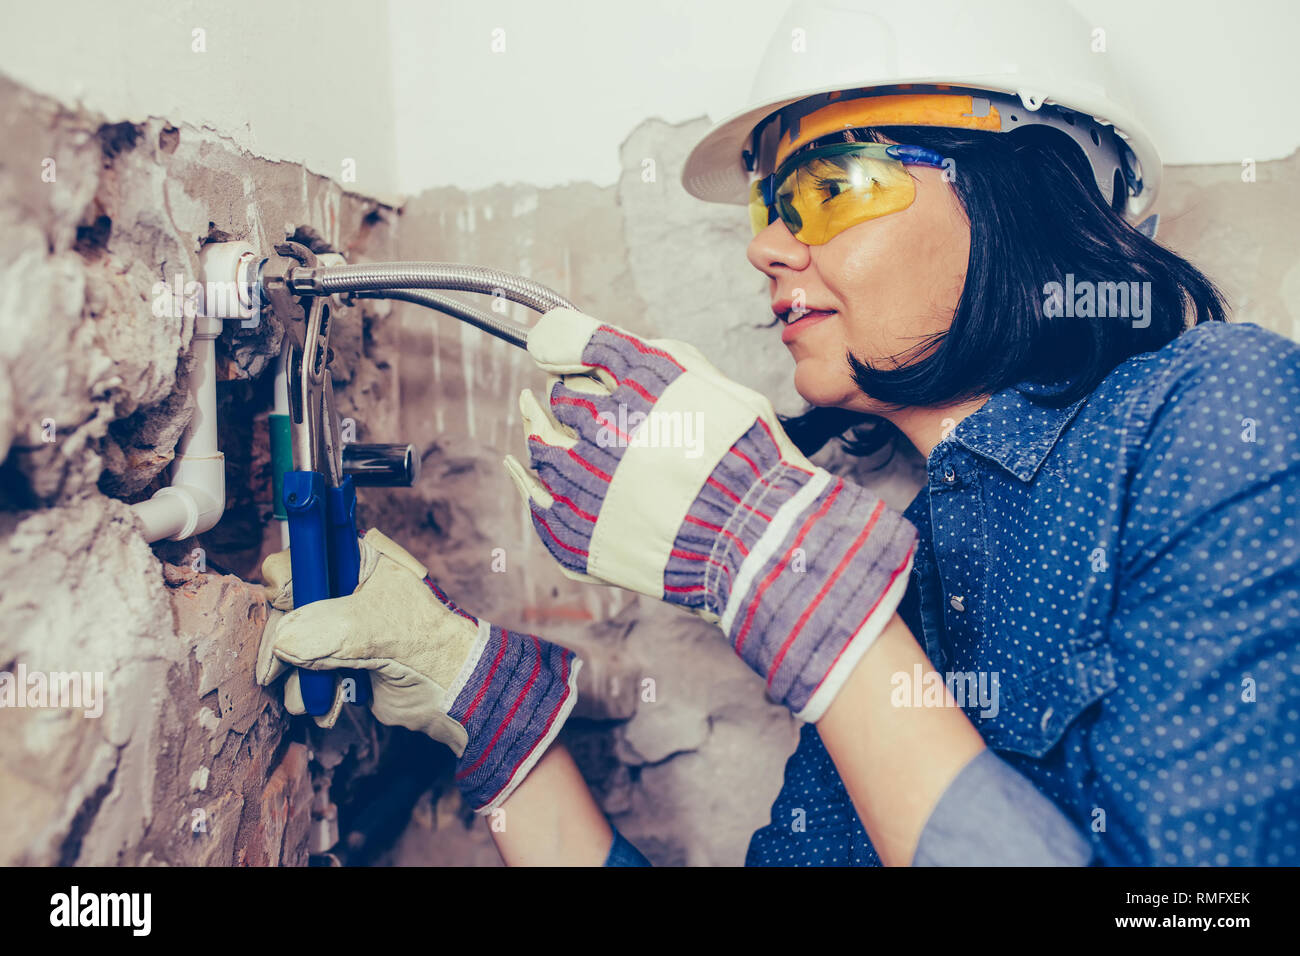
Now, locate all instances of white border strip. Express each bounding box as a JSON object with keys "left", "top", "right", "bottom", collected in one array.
[
  {"left": 476, "top": 657, "right": 584, "bottom": 815},
  {"left": 719, "top": 468, "right": 832, "bottom": 636},
  {"left": 794, "top": 550, "right": 915, "bottom": 724},
  {"left": 445, "top": 617, "right": 495, "bottom": 707}
]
